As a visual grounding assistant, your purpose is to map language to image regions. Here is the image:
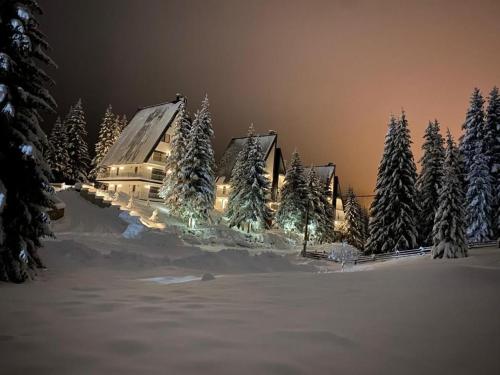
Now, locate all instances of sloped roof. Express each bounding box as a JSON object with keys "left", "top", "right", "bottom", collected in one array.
[
  {"left": 304, "top": 164, "right": 336, "bottom": 185},
  {"left": 99, "top": 100, "right": 182, "bottom": 166},
  {"left": 216, "top": 134, "right": 277, "bottom": 183}
]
